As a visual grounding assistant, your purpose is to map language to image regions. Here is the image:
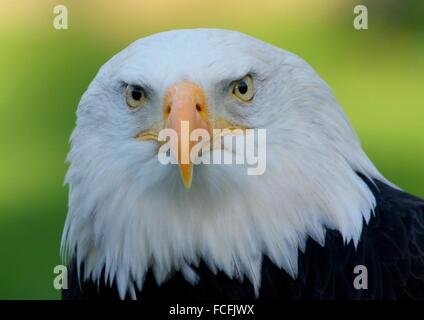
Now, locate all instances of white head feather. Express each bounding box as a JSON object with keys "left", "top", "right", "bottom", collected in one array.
[{"left": 61, "top": 29, "right": 390, "bottom": 299}]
